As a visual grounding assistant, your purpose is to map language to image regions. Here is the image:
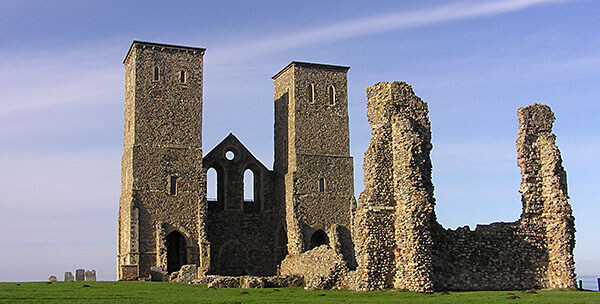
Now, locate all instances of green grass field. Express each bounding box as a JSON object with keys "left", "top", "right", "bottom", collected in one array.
[{"left": 0, "top": 281, "right": 598, "bottom": 303}]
